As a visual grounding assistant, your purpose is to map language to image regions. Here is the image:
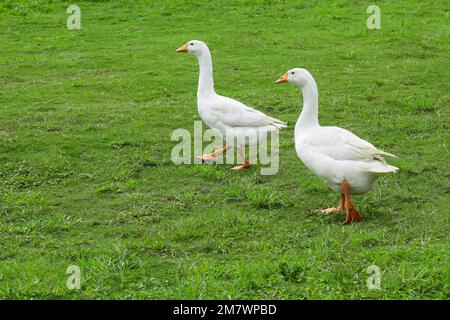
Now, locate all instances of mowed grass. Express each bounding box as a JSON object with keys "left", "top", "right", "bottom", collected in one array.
[{"left": 0, "top": 0, "right": 448, "bottom": 299}]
